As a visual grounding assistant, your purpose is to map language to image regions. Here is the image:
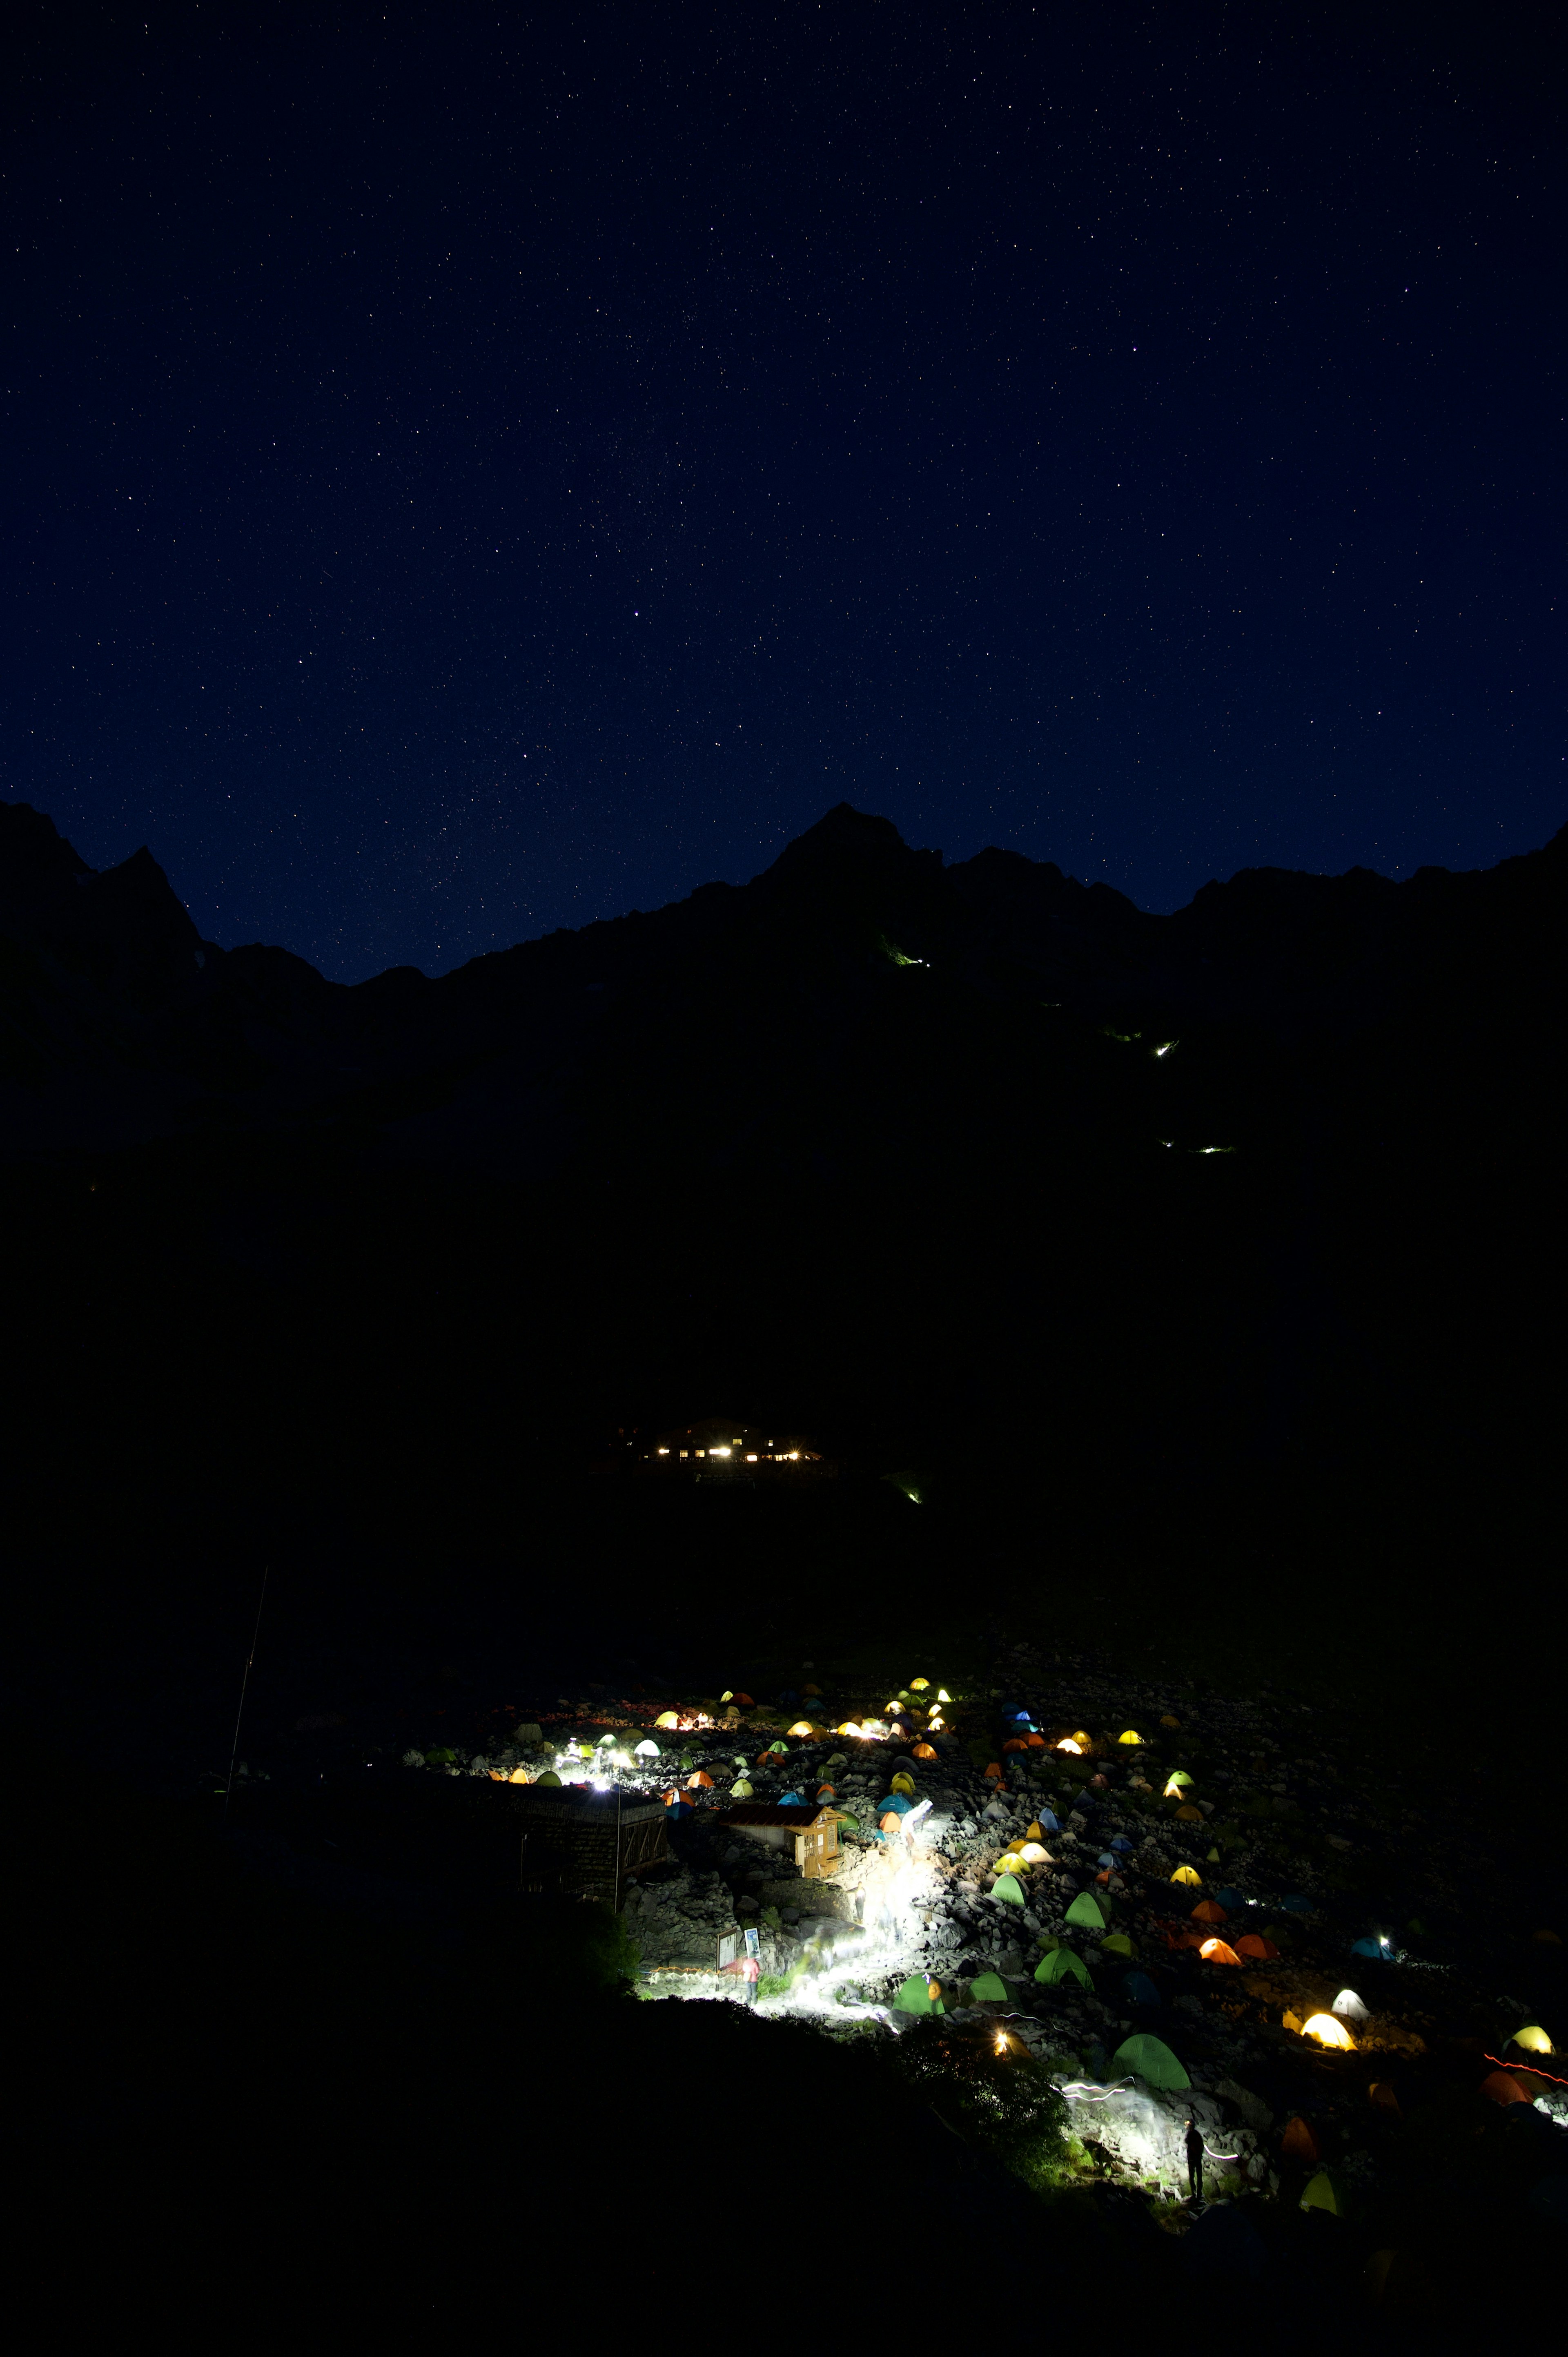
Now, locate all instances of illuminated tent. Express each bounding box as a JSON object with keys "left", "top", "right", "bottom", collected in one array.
[
  {"left": 1301, "top": 2012, "right": 1355, "bottom": 2050},
  {"left": 654, "top": 1711, "right": 681, "bottom": 1729},
  {"left": 1350, "top": 1935, "right": 1388, "bottom": 1958},
  {"left": 1065, "top": 1891, "right": 1108, "bottom": 1930},
  {"left": 912, "top": 1743, "right": 937, "bottom": 1760},
  {"left": 1199, "top": 1939, "right": 1241, "bottom": 1966},
  {"left": 634, "top": 1740, "right": 660, "bottom": 1760},
  {"left": 909, "top": 1677, "right": 930, "bottom": 1690},
  {"left": 992, "top": 1873, "right": 1026, "bottom": 1905},
  {"left": 1118, "top": 1730, "right": 1144, "bottom": 1746},
  {"left": 1018, "top": 1841, "right": 1052, "bottom": 1864},
  {"left": 1112, "top": 2033, "right": 1189, "bottom": 2091},
  {"left": 878, "top": 1813, "right": 904, "bottom": 1837},
  {"left": 1300, "top": 2169, "right": 1350, "bottom": 2218},
  {"left": 730, "top": 1777, "right": 755, "bottom": 1799},
  {"left": 1036, "top": 1947, "right": 1092, "bottom": 1988},
  {"left": 1171, "top": 1866, "right": 1203, "bottom": 1889},
  {"left": 1122, "top": 1970, "right": 1161, "bottom": 2006},
  {"left": 687, "top": 1769, "right": 714, "bottom": 1789},
  {"left": 889, "top": 1772, "right": 915, "bottom": 1796},
  {"left": 535, "top": 1770, "right": 562, "bottom": 1788},
  {"left": 968, "top": 1971, "right": 1009, "bottom": 2002},
  {"left": 1505, "top": 2025, "right": 1555, "bottom": 2055},
  {"left": 1280, "top": 2116, "right": 1319, "bottom": 2160},
  {"left": 893, "top": 1973, "right": 943, "bottom": 2015},
  {"left": 1332, "top": 1988, "right": 1370, "bottom": 2025}
]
